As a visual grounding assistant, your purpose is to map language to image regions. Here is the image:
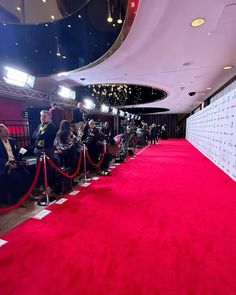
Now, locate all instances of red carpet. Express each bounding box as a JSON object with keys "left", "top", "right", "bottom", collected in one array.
[{"left": 0, "top": 139, "right": 236, "bottom": 295}]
